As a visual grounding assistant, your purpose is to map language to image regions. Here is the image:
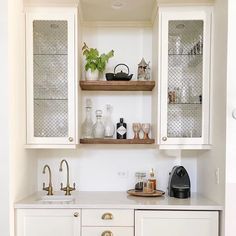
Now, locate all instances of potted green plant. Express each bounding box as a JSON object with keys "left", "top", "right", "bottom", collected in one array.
[{"left": 82, "top": 42, "right": 114, "bottom": 80}]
